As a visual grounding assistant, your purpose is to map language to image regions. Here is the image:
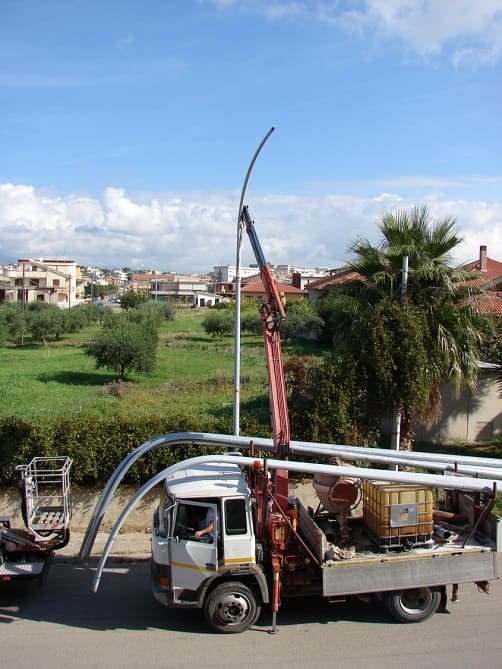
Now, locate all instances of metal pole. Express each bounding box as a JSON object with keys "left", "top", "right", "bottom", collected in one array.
[
  {"left": 22, "top": 261, "right": 25, "bottom": 311},
  {"left": 391, "top": 256, "right": 409, "bottom": 456},
  {"left": 21, "top": 262, "right": 25, "bottom": 346},
  {"left": 401, "top": 255, "right": 409, "bottom": 299},
  {"left": 232, "top": 127, "right": 275, "bottom": 436}
]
